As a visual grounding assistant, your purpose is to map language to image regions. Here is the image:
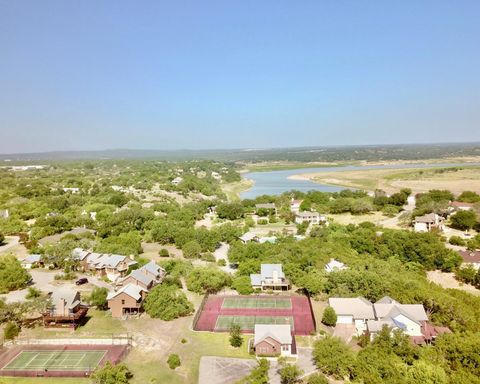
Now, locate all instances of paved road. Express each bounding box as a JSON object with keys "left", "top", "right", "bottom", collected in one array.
[
  {"left": 198, "top": 356, "right": 257, "bottom": 384},
  {"left": 0, "top": 236, "right": 20, "bottom": 254}
]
